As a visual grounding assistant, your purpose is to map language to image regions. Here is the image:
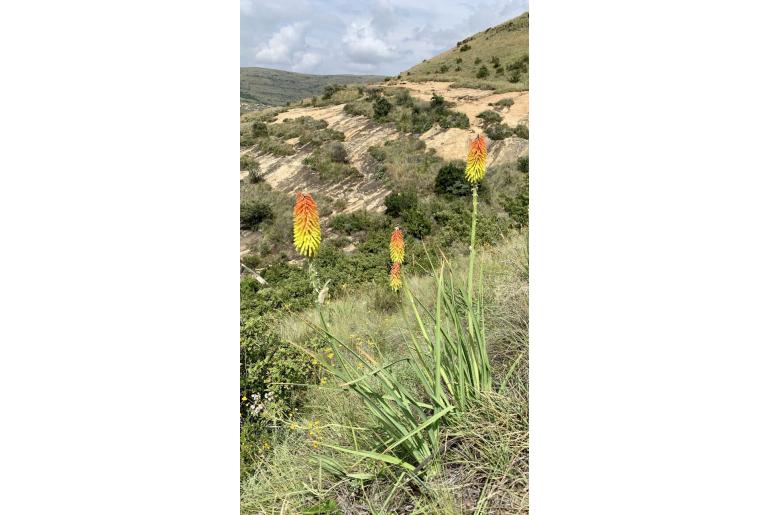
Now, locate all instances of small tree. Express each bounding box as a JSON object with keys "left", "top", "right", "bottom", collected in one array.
[
  {"left": 476, "top": 65, "right": 489, "bottom": 79},
  {"left": 373, "top": 97, "right": 392, "bottom": 120},
  {"left": 328, "top": 142, "right": 348, "bottom": 163}
]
